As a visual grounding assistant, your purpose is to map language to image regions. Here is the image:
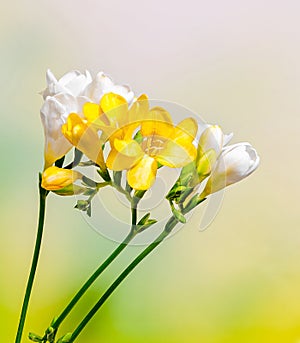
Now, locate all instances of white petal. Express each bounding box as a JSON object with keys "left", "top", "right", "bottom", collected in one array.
[
  {"left": 40, "top": 93, "right": 83, "bottom": 165},
  {"left": 223, "top": 132, "right": 233, "bottom": 146},
  {"left": 199, "top": 125, "right": 224, "bottom": 156},
  {"left": 84, "top": 72, "right": 134, "bottom": 104},
  {"left": 42, "top": 69, "right": 92, "bottom": 98}
]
